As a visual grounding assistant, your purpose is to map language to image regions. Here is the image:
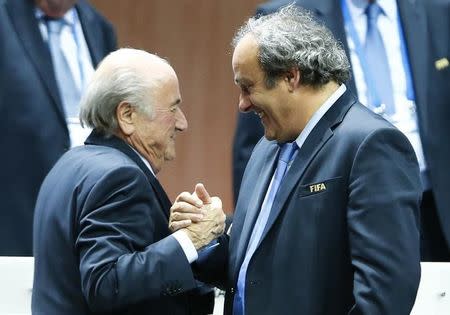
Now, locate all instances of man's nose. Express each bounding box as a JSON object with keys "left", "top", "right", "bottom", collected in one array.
[
  {"left": 238, "top": 94, "right": 252, "bottom": 113},
  {"left": 175, "top": 108, "right": 188, "bottom": 131}
]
